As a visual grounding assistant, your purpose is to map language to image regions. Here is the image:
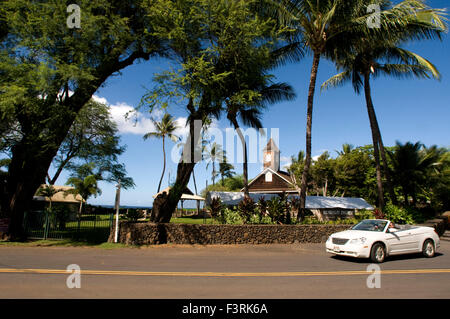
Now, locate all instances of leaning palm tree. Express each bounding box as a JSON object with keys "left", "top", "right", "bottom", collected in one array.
[
  {"left": 276, "top": 0, "right": 447, "bottom": 211},
  {"left": 322, "top": 2, "right": 447, "bottom": 208},
  {"left": 144, "top": 113, "right": 180, "bottom": 193}
]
